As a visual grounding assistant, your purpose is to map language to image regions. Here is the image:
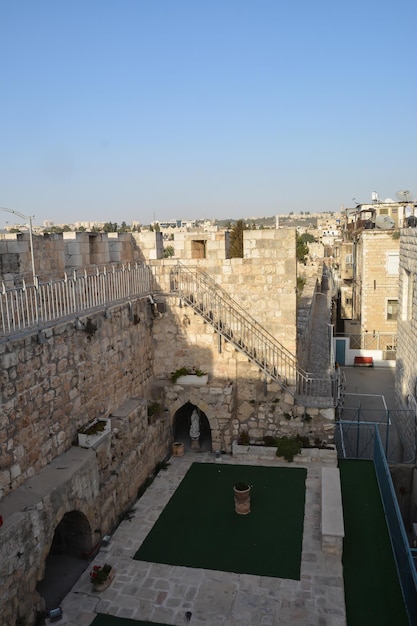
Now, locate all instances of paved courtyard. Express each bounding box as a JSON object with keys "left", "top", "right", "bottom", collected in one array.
[{"left": 55, "top": 453, "right": 346, "bottom": 626}]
